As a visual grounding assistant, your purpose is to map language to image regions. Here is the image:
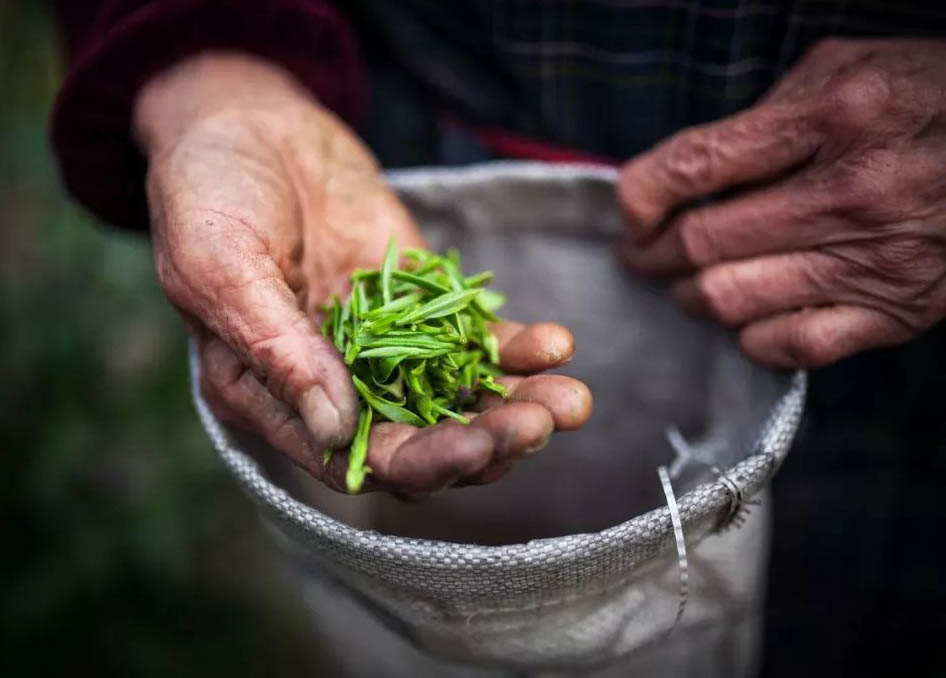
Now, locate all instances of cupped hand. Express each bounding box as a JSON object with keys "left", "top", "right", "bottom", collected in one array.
[
  {"left": 135, "top": 54, "right": 591, "bottom": 494},
  {"left": 618, "top": 38, "right": 946, "bottom": 368}
]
